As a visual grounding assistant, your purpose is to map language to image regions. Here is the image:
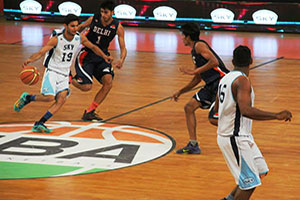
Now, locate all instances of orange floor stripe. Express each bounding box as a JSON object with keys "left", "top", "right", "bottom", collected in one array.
[
  {"left": 71, "top": 128, "right": 105, "bottom": 139},
  {"left": 112, "top": 131, "right": 163, "bottom": 143},
  {"left": 0, "top": 126, "right": 31, "bottom": 132}
]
